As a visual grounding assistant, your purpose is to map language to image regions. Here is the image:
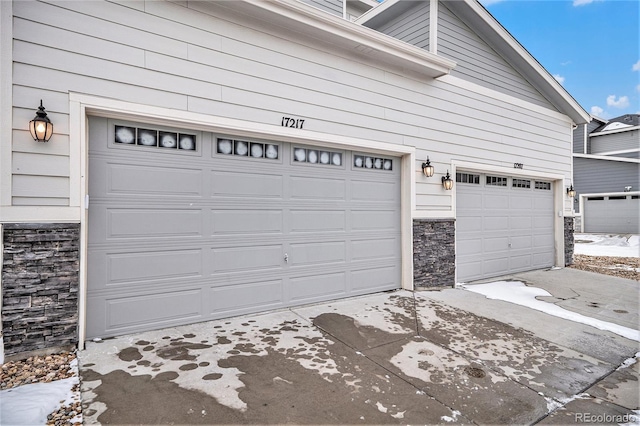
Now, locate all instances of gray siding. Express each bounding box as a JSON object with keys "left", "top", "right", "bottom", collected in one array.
[
  {"left": 573, "top": 157, "right": 640, "bottom": 212},
  {"left": 8, "top": 0, "right": 573, "bottom": 211},
  {"left": 590, "top": 129, "right": 640, "bottom": 154},
  {"left": 572, "top": 123, "right": 585, "bottom": 154},
  {"left": 375, "top": 1, "right": 430, "bottom": 51},
  {"left": 301, "top": 0, "right": 343, "bottom": 16},
  {"left": 437, "top": 3, "right": 554, "bottom": 110}
]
